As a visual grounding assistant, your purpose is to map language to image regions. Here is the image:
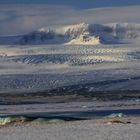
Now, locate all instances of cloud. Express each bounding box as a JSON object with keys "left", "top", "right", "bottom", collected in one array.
[
  {"left": 0, "top": 5, "right": 140, "bottom": 36},
  {"left": 0, "top": 4, "right": 78, "bottom": 35}
]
